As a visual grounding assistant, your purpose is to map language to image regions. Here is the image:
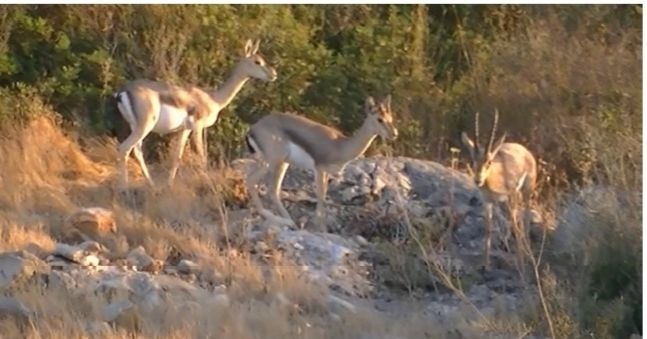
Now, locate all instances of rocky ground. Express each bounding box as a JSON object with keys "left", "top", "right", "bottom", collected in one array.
[{"left": 0, "top": 154, "right": 558, "bottom": 338}]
